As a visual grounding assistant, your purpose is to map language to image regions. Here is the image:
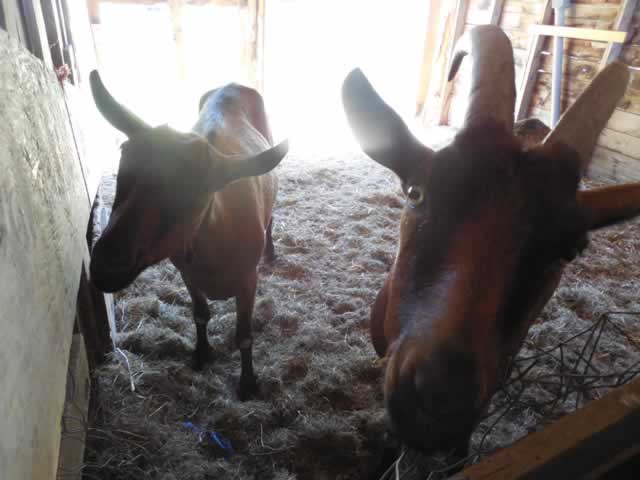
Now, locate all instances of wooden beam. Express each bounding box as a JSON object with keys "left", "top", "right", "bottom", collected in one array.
[
  {"left": 489, "top": 0, "right": 505, "bottom": 25},
  {"left": 415, "top": 0, "right": 443, "bottom": 115},
  {"left": 599, "top": 0, "right": 638, "bottom": 70},
  {"left": 87, "top": 0, "right": 100, "bottom": 24},
  {"left": 529, "top": 25, "right": 627, "bottom": 43},
  {"left": 20, "top": 0, "right": 53, "bottom": 68},
  {"left": 100, "top": 0, "right": 241, "bottom": 5},
  {"left": 516, "top": 0, "right": 553, "bottom": 121},
  {"left": 449, "top": 378, "right": 640, "bottom": 480},
  {"left": 168, "top": 0, "right": 186, "bottom": 81},
  {"left": 41, "top": 0, "right": 65, "bottom": 69},
  {"left": 439, "top": 0, "right": 470, "bottom": 125},
  {"left": 243, "top": 0, "right": 265, "bottom": 92}
]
